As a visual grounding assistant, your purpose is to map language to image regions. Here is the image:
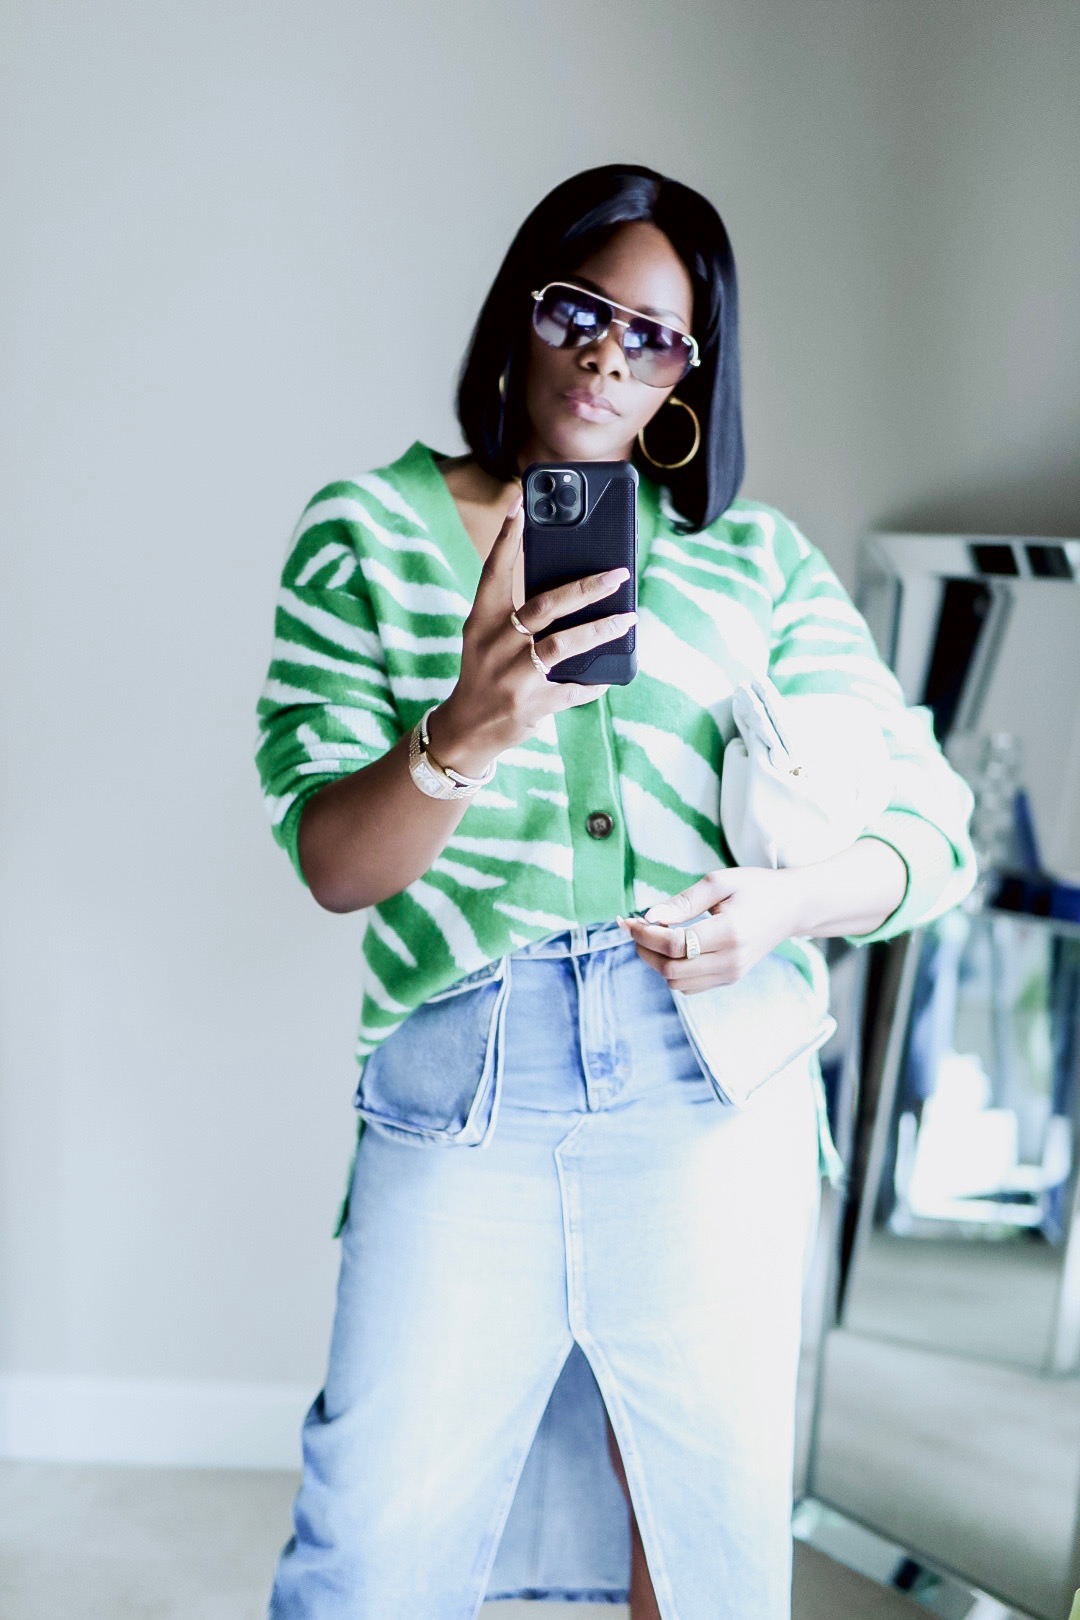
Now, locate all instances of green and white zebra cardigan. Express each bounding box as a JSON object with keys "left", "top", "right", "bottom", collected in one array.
[{"left": 254, "top": 438, "right": 977, "bottom": 1199}]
